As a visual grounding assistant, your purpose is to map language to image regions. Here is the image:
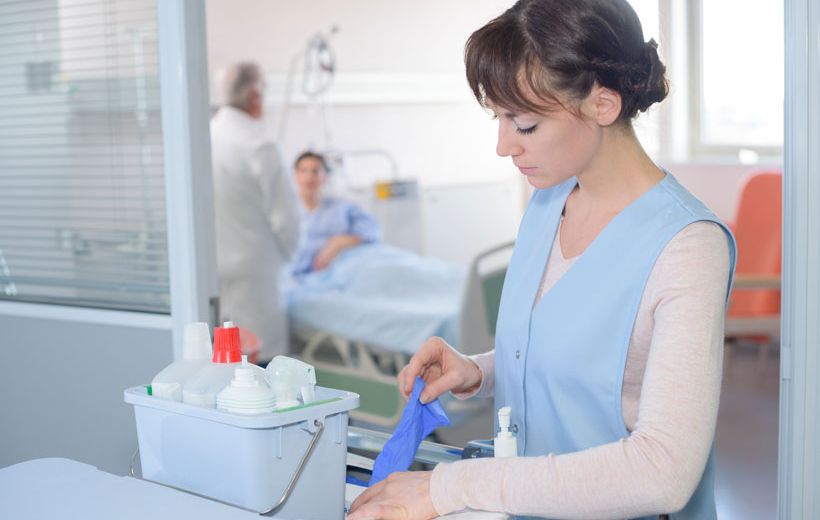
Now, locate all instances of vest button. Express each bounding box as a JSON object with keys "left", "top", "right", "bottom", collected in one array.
[
  {"left": 515, "top": 350, "right": 521, "bottom": 359},
  {"left": 512, "top": 423, "right": 519, "bottom": 433}
]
